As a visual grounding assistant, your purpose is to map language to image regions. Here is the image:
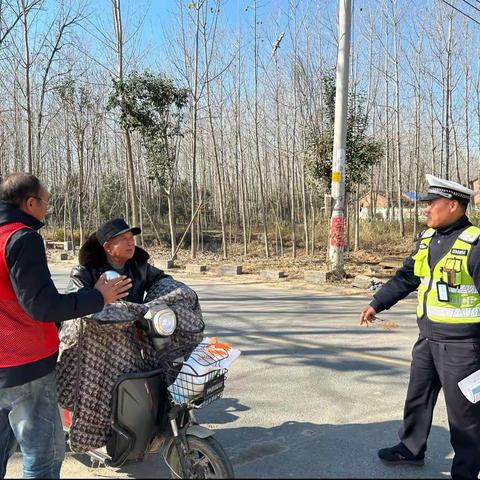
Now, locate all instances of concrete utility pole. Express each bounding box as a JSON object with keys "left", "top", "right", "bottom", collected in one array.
[{"left": 329, "top": 0, "right": 352, "bottom": 277}]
